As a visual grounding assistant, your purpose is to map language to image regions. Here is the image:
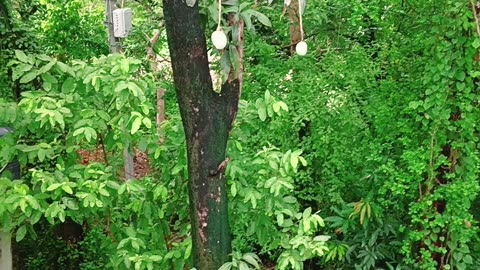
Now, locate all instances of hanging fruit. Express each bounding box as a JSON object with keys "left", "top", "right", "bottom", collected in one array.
[
  {"left": 211, "top": 30, "right": 227, "bottom": 50},
  {"left": 296, "top": 41, "right": 307, "bottom": 56},
  {"left": 211, "top": 0, "right": 227, "bottom": 50}
]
